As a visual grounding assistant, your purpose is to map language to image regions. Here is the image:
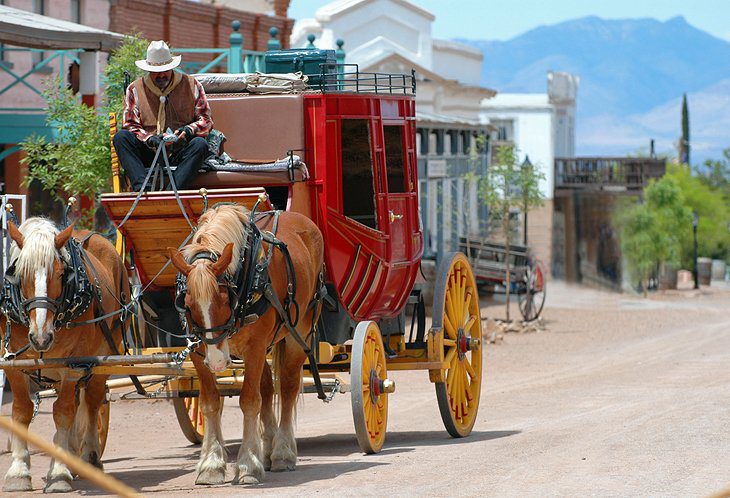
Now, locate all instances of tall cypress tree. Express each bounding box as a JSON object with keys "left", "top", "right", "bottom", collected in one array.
[{"left": 681, "top": 93, "right": 690, "bottom": 165}]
